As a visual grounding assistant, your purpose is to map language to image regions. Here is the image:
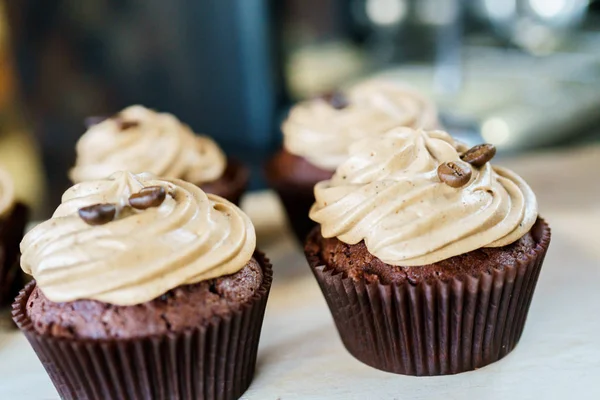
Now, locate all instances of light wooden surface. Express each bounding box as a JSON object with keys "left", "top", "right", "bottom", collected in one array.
[{"left": 1, "top": 146, "right": 599, "bottom": 400}]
